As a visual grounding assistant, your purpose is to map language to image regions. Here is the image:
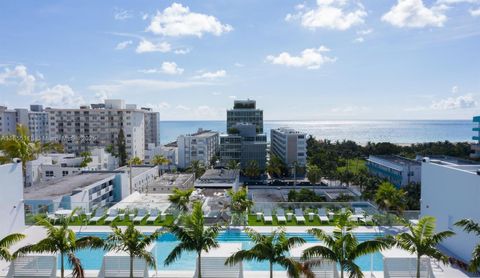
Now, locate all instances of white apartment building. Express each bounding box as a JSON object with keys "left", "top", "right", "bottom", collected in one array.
[
  {"left": 116, "top": 165, "right": 160, "bottom": 192},
  {"left": 177, "top": 129, "right": 219, "bottom": 169},
  {"left": 46, "top": 99, "right": 160, "bottom": 159},
  {"left": 144, "top": 143, "right": 177, "bottom": 169},
  {"left": 0, "top": 107, "right": 28, "bottom": 136},
  {"left": 270, "top": 127, "right": 307, "bottom": 167},
  {"left": 146, "top": 173, "right": 194, "bottom": 193},
  {"left": 28, "top": 105, "right": 49, "bottom": 142},
  {"left": 0, "top": 161, "right": 25, "bottom": 238},
  {"left": 143, "top": 108, "right": 161, "bottom": 148},
  {"left": 366, "top": 155, "right": 422, "bottom": 187},
  {"left": 24, "top": 171, "right": 130, "bottom": 214},
  {"left": 421, "top": 157, "right": 480, "bottom": 262}
]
